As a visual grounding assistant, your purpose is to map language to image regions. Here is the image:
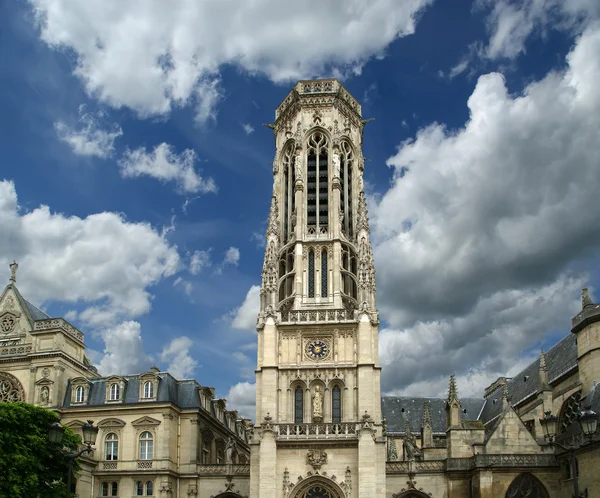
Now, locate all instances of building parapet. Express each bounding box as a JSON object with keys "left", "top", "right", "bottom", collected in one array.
[
  {"left": 280, "top": 309, "right": 356, "bottom": 325},
  {"left": 386, "top": 461, "right": 445, "bottom": 473},
  {"left": 34, "top": 318, "right": 84, "bottom": 342},
  {"left": 197, "top": 464, "right": 250, "bottom": 476},
  {"left": 275, "top": 422, "right": 358, "bottom": 440},
  {"left": 446, "top": 454, "right": 558, "bottom": 471}
]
